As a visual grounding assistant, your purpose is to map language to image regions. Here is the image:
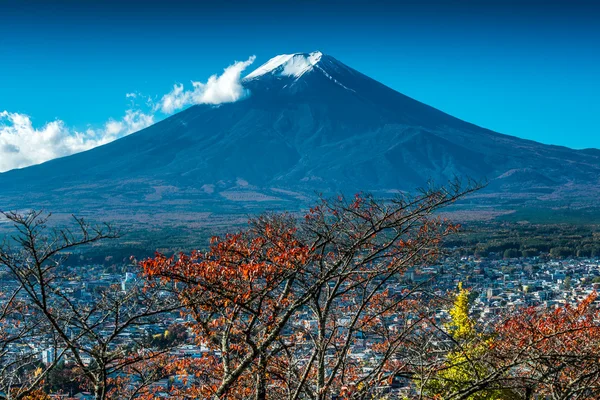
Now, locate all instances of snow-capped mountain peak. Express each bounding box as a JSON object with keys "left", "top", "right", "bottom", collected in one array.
[
  {"left": 245, "top": 51, "right": 323, "bottom": 80},
  {"left": 2, "top": 50, "right": 600, "bottom": 221}
]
